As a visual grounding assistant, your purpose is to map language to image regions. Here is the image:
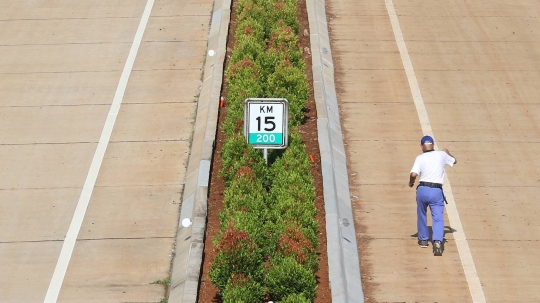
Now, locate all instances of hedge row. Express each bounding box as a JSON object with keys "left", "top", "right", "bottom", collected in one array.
[{"left": 209, "top": 0, "right": 318, "bottom": 302}]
